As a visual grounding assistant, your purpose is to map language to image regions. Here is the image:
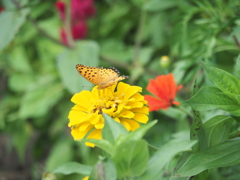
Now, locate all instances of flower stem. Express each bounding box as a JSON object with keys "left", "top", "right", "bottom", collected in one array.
[
  {"left": 133, "top": 10, "right": 146, "bottom": 67},
  {"left": 10, "top": 0, "right": 70, "bottom": 48},
  {"left": 64, "top": 0, "right": 75, "bottom": 47},
  {"left": 148, "top": 143, "right": 159, "bottom": 151},
  {"left": 177, "top": 105, "right": 192, "bottom": 117}
]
